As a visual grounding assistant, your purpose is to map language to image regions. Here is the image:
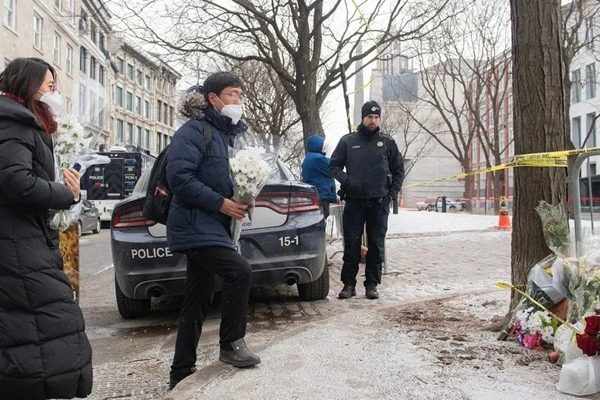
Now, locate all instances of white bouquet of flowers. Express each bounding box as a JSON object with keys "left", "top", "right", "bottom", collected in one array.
[
  {"left": 228, "top": 135, "right": 278, "bottom": 248},
  {"left": 49, "top": 116, "right": 111, "bottom": 231}
]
